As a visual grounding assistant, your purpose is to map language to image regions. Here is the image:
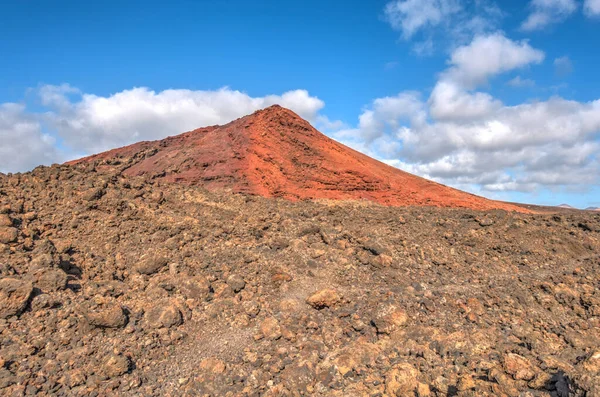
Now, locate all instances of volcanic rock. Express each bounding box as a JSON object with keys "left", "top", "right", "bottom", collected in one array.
[
  {"left": 0, "top": 129, "right": 599, "bottom": 396},
  {"left": 306, "top": 288, "right": 341, "bottom": 309},
  {"left": 0, "top": 277, "right": 33, "bottom": 318},
  {"left": 145, "top": 300, "right": 183, "bottom": 328},
  {"left": 84, "top": 300, "right": 128, "bottom": 328},
  {"left": 372, "top": 305, "right": 408, "bottom": 334},
  {"left": 135, "top": 256, "right": 168, "bottom": 275},
  {"left": 385, "top": 363, "right": 419, "bottom": 396},
  {"left": 0, "top": 227, "right": 18, "bottom": 244}
]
